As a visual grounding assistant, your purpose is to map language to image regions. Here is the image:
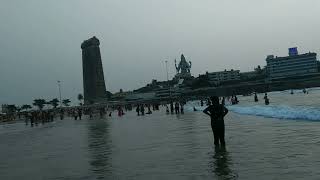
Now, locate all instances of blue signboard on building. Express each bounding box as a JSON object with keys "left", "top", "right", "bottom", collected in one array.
[{"left": 289, "top": 47, "right": 298, "bottom": 56}]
